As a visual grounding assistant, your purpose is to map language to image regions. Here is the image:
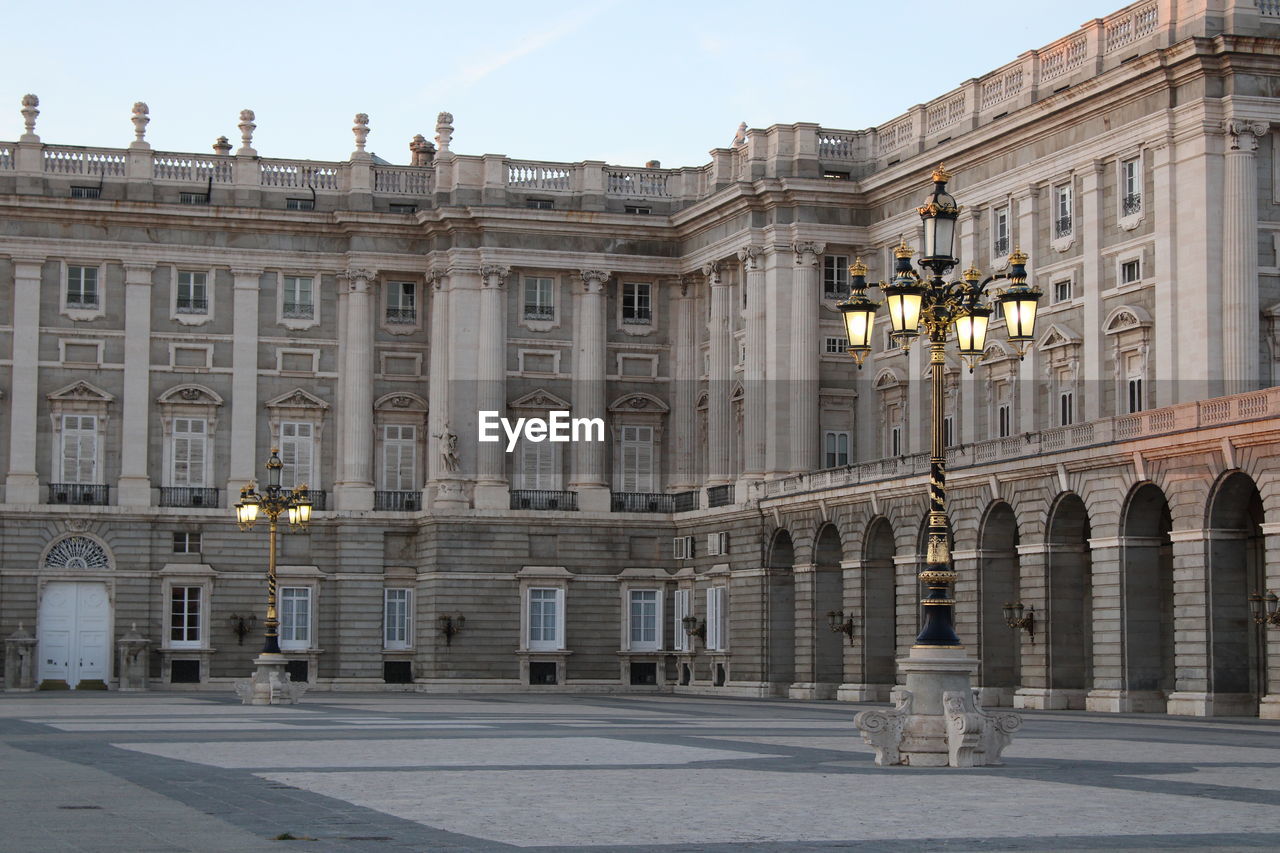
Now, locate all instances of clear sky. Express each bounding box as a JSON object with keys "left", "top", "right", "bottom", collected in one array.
[{"left": 4, "top": 0, "right": 1124, "bottom": 169}]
